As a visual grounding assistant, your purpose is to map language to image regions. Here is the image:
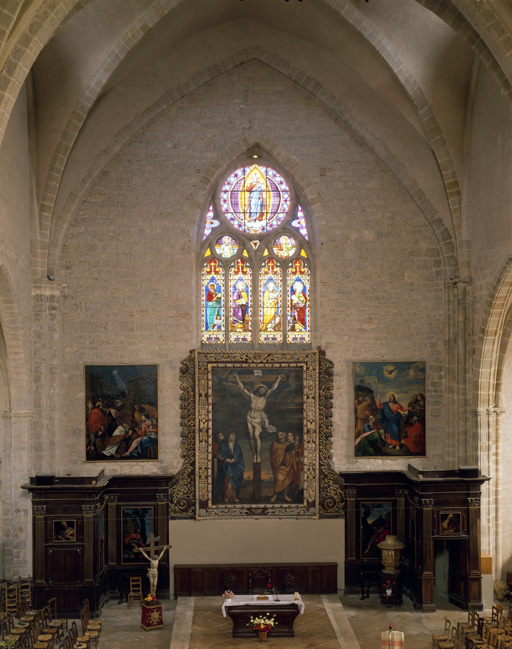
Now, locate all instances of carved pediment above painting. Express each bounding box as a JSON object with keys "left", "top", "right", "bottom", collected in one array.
[{"left": 169, "top": 349, "right": 343, "bottom": 519}]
